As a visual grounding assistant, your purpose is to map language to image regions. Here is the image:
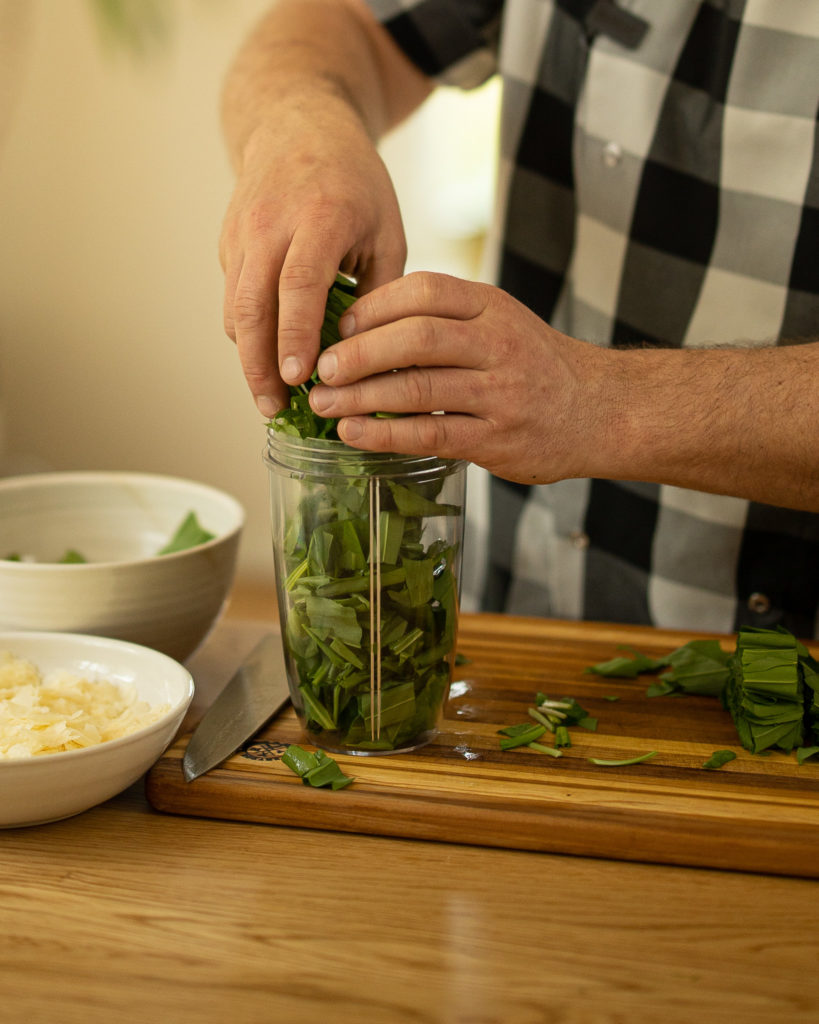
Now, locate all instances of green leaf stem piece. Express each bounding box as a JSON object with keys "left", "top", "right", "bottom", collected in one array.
[
  {"left": 498, "top": 722, "right": 546, "bottom": 750},
  {"left": 585, "top": 648, "right": 666, "bottom": 678},
  {"left": 588, "top": 751, "right": 658, "bottom": 767},
  {"left": 702, "top": 749, "right": 737, "bottom": 770},
  {"left": 527, "top": 741, "right": 563, "bottom": 757}
]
